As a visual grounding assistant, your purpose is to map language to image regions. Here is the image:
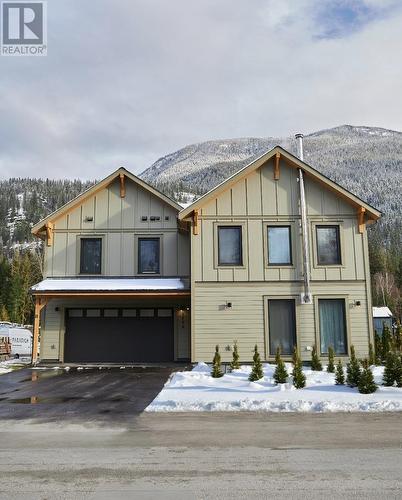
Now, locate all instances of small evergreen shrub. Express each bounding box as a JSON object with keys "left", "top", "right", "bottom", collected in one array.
[
  {"left": 383, "top": 351, "right": 398, "bottom": 386},
  {"left": 274, "top": 348, "right": 288, "bottom": 384},
  {"left": 292, "top": 347, "right": 306, "bottom": 389},
  {"left": 326, "top": 346, "right": 335, "bottom": 373},
  {"left": 249, "top": 344, "right": 264, "bottom": 382},
  {"left": 211, "top": 345, "right": 223, "bottom": 378},
  {"left": 275, "top": 345, "right": 282, "bottom": 365},
  {"left": 346, "top": 345, "right": 361, "bottom": 387},
  {"left": 382, "top": 324, "right": 392, "bottom": 359},
  {"left": 368, "top": 342, "right": 375, "bottom": 366},
  {"left": 395, "top": 323, "right": 402, "bottom": 353},
  {"left": 230, "top": 340, "right": 240, "bottom": 371},
  {"left": 311, "top": 345, "right": 322, "bottom": 371},
  {"left": 374, "top": 332, "right": 382, "bottom": 365},
  {"left": 358, "top": 360, "right": 377, "bottom": 394},
  {"left": 335, "top": 359, "right": 345, "bottom": 385}
]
